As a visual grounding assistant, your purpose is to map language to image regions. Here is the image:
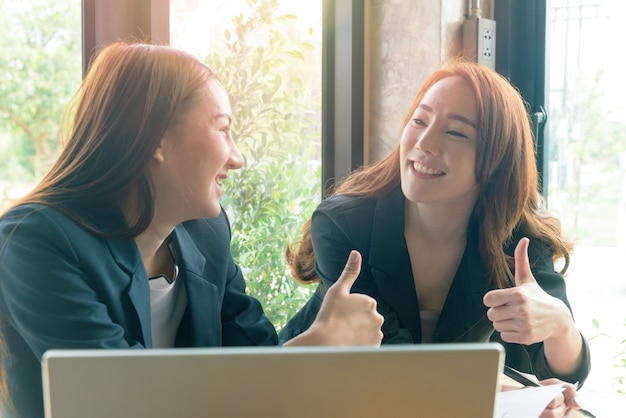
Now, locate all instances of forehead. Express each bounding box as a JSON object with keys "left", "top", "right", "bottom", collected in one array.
[
  {"left": 206, "top": 79, "right": 230, "bottom": 107},
  {"left": 174, "top": 79, "right": 232, "bottom": 126},
  {"left": 418, "top": 76, "right": 478, "bottom": 119},
  {"left": 194, "top": 79, "right": 231, "bottom": 115},
  {"left": 420, "top": 76, "right": 476, "bottom": 108}
]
